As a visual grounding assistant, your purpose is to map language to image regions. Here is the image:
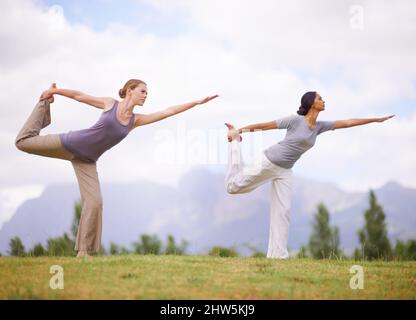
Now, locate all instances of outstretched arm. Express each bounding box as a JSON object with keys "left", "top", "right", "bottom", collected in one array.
[
  {"left": 40, "top": 86, "right": 113, "bottom": 109},
  {"left": 237, "top": 121, "right": 277, "bottom": 134},
  {"left": 334, "top": 115, "right": 395, "bottom": 129},
  {"left": 133, "top": 95, "right": 218, "bottom": 127}
]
